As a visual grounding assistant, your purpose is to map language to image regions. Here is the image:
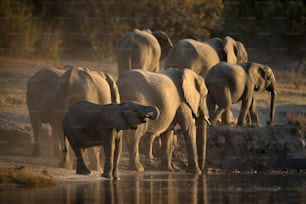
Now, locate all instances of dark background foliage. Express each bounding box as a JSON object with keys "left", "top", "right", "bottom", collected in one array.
[{"left": 0, "top": 0, "right": 305, "bottom": 69}]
